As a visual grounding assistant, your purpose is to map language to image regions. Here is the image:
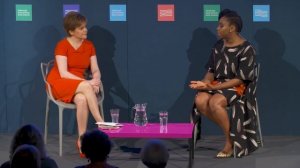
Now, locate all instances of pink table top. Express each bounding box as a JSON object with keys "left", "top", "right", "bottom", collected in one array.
[{"left": 100, "top": 123, "right": 194, "bottom": 139}]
